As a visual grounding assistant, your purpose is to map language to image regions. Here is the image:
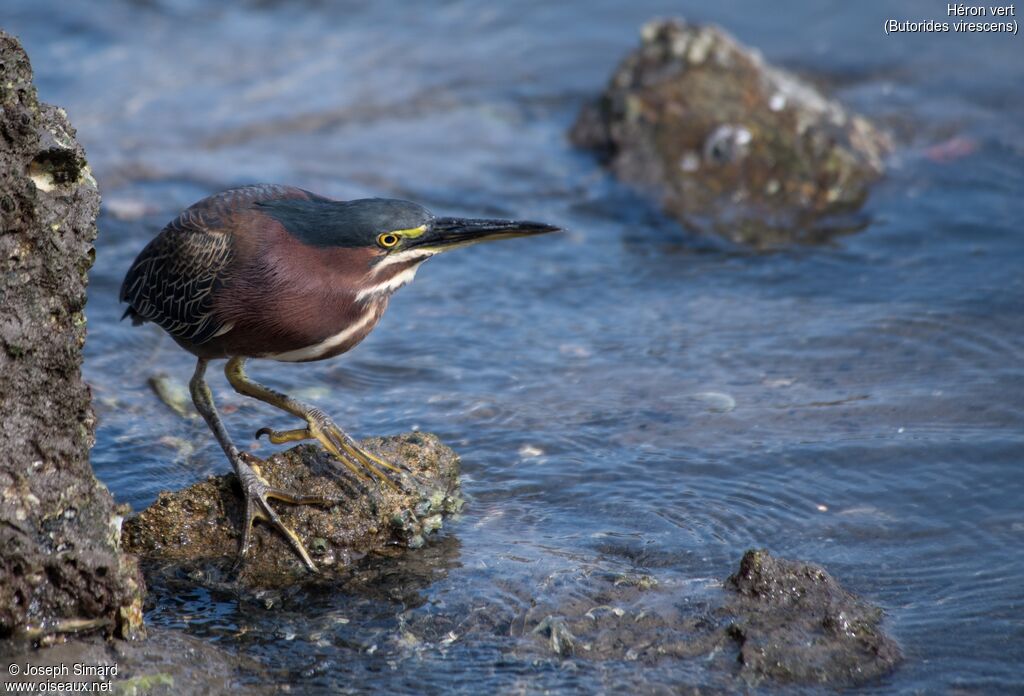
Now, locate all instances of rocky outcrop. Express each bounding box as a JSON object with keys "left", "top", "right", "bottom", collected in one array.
[
  {"left": 124, "top": 433, "right": 463, "bottom": 587},
  {"left": 572, "top": 19, "right": 893, "bottom": 247},
  {"left": 0, "top": 30, "right": 144, "bottom": 642}
]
